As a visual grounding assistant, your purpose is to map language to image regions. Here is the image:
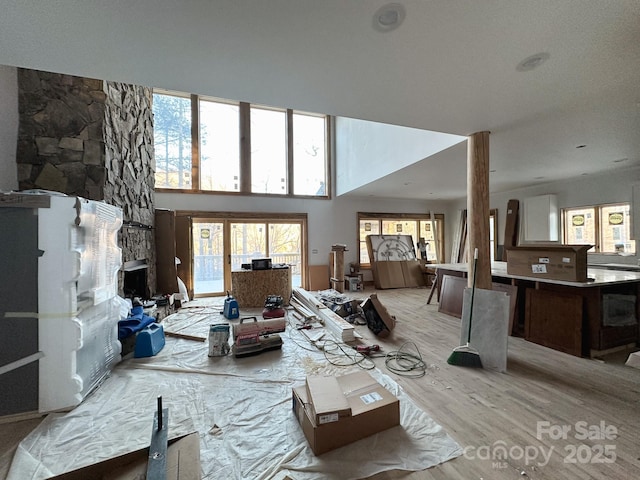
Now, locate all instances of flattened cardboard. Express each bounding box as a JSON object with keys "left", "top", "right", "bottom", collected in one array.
[
  {"left": 305, "top": 375, "right": 351, "bottom": 424},
  {"left": 373, "top": 261, "right": 405, "bottom": 289},
  {"left": 308, "top": 265, "right": 330, "bottom": 290},
  {"left": 293, "top": 371, "right": 400, "bottom": 455},
  {"left": 50, "top": 432, "right": 200, "bottom": 479},
  {"left": 401, "top": 259, "right": 425, "bottom": 287},
  {"left": 367, "top": 234, "right": 424, "bottom": 289}
]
